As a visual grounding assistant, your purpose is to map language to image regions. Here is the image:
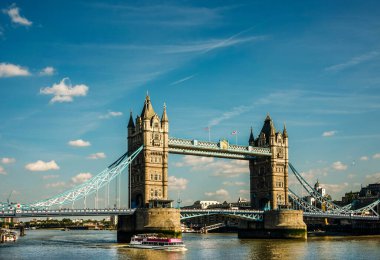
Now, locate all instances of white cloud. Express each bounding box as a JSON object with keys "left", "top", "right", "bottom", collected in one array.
[
  {"left": 39, "top": 66, "right": 55, "bottom": 76},
  {"left": 360, "top": 156, "right": 369, "bottom": 161},
  {"left": 25, "top": 160, "right": 60, "bottom": 171},
  {"left": 175, "top": 155, "right": 248, "bottom": 178},
  {"left": 87, "top": 152, "right": 106, "bottom": 160},
  {"left": 365, "top": 172, "right": 380, "bottom": 184},
  {"left": 99, "top": 111, "right": 123, "bottom": 119},
  {"left": 325, "top": 51, "right": 379, "bottom": 72},
  {"left": 205, "top": 189, "right": 229, "bottom": 197},
  {"left": 168, "top": 176, "right": 189, "bottom": 190},
  {"left": 373, "top": 153, "right": 380, "bottom": 159},
  {"left": 1, "top": 157, "right": 16, "bottom": 164},
  {"left": 68, "top": 139, "right": 91, "bottom": 147},
  {"left": 175, "top": 155, "right": 213, "bottom": 167},
  {"left": 320, "top": 182, "right": 349, "bottom": 194},
  {"left": 4, "top": 4, "right": 32, "bottom": 26},
  {"left": 42, "top": 174, "right": 59, "bottom": 180},
  {"left": 40, "top": 78, "right": 89, "bottom": 103},
  {"left": 331, "top": 161, "right": 348, "bottom": 171},
  {"left": 223, "top": 181, "right": 246, "bottom": 186},
  {"left": 46, "top": 181, "right": 66, "bottom": 188},
  {"left": 0, "top": 166, "right": 6, "bottom": 175},
  {"left": 71, "top": 172, "right": 92, "bottom": 184},
  {"left": 322, "top": 130, "right": 337, "bottom": 137},
  {"left": 238, "top": 189, "right": 250, "bottom": 195},
  {"left": 0, "top": 63, "right": 30, "bottom": 78}
]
